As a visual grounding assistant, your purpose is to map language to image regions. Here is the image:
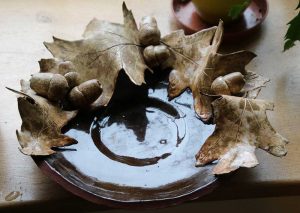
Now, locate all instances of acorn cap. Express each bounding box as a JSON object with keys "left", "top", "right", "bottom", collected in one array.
[
  {"left": 139, "top": 26, "right": 161, "bottom": 46},
  {"left": 143, "top": 45, "right": 170, "bottom": 67},
  {"left": 48, "top": 74, "right": 69, "bottom": 101},
  {"left": 143, "top": 45, "right": 158, "bottom": 66},
  {"left": 30, "top": 73, "right": 53, "bottom": 97},
  {"left": 139, "top": 16, "right": 161, "bottom": 46},
  {"left": 139, "top": 16, "right": 158, "bottom": 28},
  {"left": 58, "top": 61, "right": 75, "bottom": 75},
  {"left": 211, "top": 76, "right": 231, "bottom": 95},
  {"left": 68, "top": 79, "right": 102, "bottom": 109},
  {"left": 154, "top": 45, "right": 170, "bottom": 64},
  {"left": 224, "top": 72, "right": 245, "bottom": 94},
  {"left": 64, "top": 72, "right": 80, "bottom": 89}
]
